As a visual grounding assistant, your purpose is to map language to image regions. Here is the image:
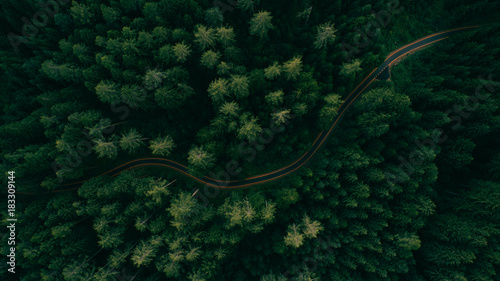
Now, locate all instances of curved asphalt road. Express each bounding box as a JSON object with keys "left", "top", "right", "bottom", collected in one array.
[{"left": 21, "top": 26, "right": 479, "bottom": 194}]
